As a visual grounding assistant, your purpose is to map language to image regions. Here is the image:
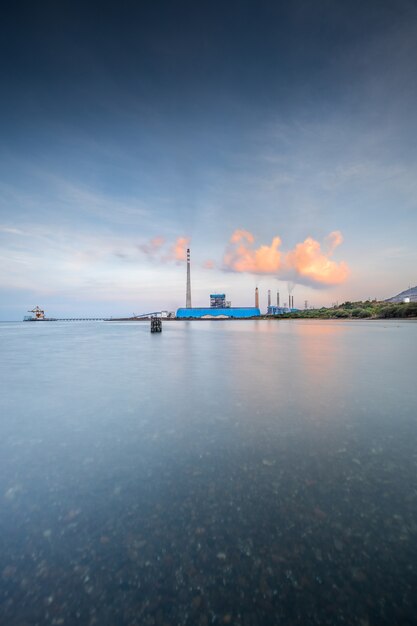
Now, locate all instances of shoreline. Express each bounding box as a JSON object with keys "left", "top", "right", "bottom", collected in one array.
[
  {"left": 107, "top": 316, "right": 417, "bottom": 322},
  {"left": 4, "top": 316, "right": 416, "bottom": 323}
]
